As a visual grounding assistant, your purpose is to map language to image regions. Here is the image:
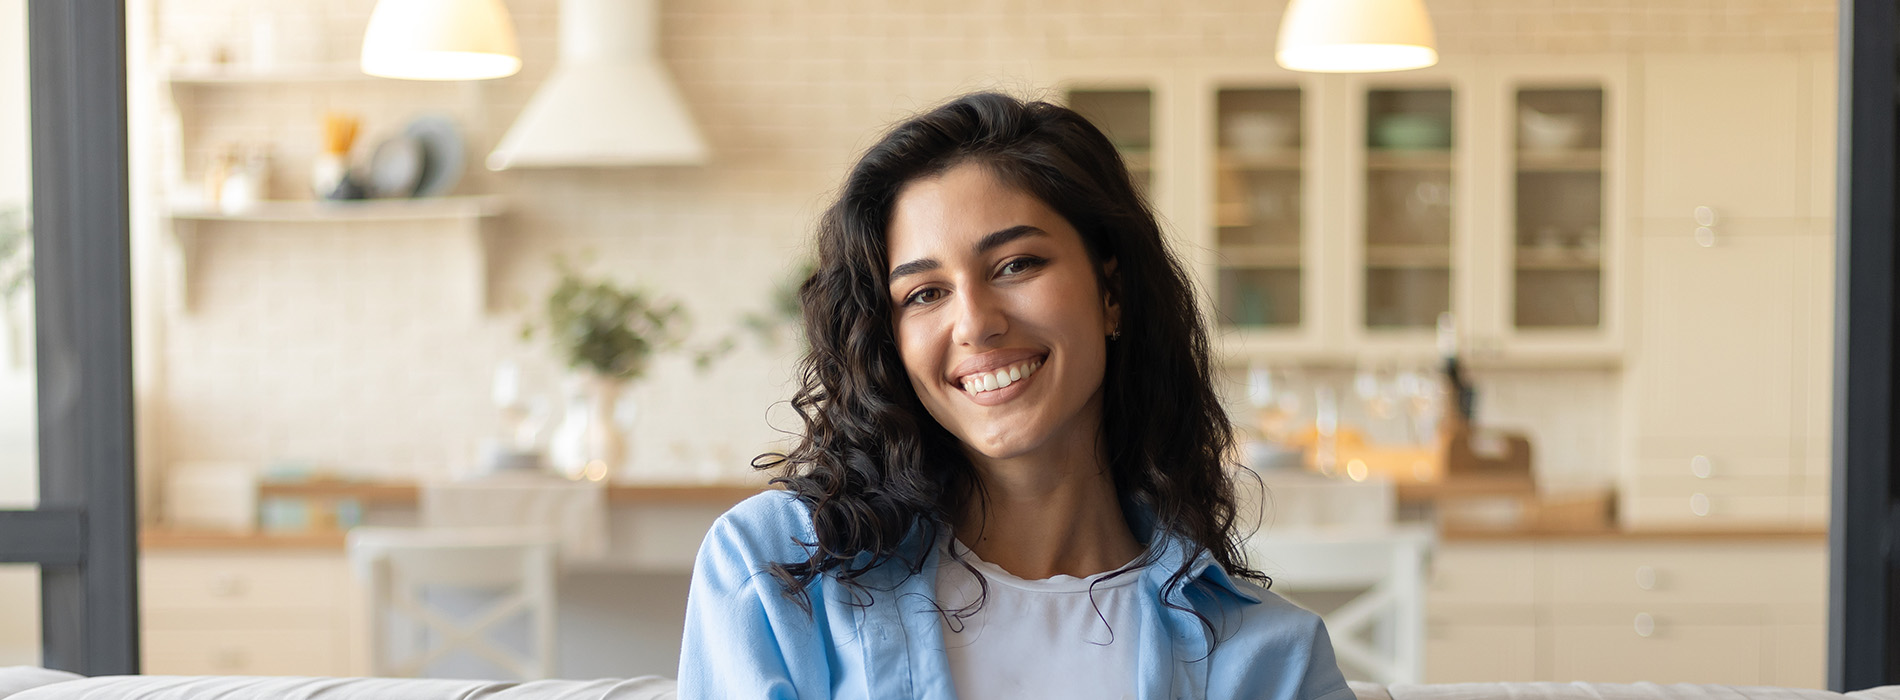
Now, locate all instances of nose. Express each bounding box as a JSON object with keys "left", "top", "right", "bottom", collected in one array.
[{"left": 950, "top": 283, "right": 1008, "bottom": 347}]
